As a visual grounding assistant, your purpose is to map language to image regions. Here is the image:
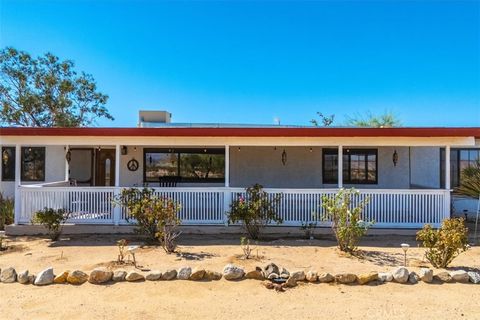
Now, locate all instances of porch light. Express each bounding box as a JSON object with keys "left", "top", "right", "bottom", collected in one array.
[
  {"left": 238, "top": 147, "right": 241, "bottom": 151},
  {"left": 281, "top": 149, "right": 287, "bottom": 166},
  {"left": 121, "top": 146, "right": 128, "bottom": 155},
  {"left": 393, "top": 150, "right": 399, "bottom": 166},
  {"left": 65, "top": 150, "right": 72, "bottom": 163},
  {"left": 309, "top": 147, "right": 313, "bottom": 153}
]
